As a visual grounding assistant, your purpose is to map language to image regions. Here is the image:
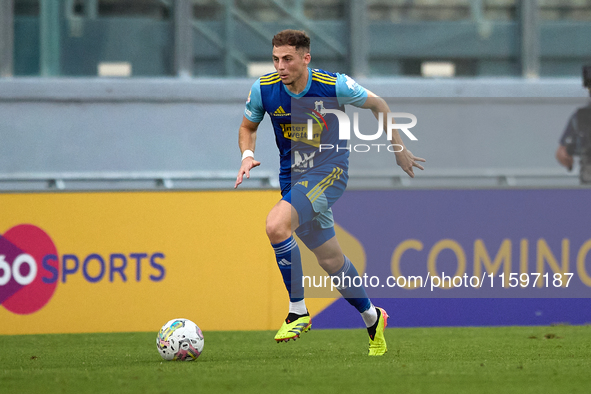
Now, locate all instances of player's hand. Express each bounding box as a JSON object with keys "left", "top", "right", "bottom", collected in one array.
[
  {"left": 556, "top": 145, "right": 573, "bottom": 171},
  {"left": 234, "top": 157, "right": 261, "bottom": 188},
  {"left": 395, "top": 149, "right": 425, "bottom": 178}
]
